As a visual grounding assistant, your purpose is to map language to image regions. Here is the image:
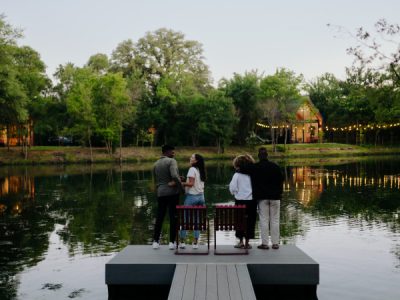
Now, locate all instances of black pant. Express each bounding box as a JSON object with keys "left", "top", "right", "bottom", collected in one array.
[
  {"left": 153, "top": 194, "right": 180, "bottom": 243},
  {"left": 235, "top": 199, "right": 257, "bottom": 240}
]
